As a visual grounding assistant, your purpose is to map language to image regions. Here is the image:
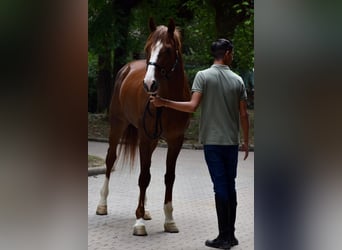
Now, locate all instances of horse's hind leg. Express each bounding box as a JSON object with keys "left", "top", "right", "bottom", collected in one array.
[
  {"left": 96, "top": 119, "right": 127, "bottom": 215},
  {"left": 163, "top": 136, "right": 184, "bottom": 233},
  {"left": 133, "top": 138, "right": 158, "bottom": 236}
]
